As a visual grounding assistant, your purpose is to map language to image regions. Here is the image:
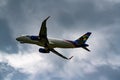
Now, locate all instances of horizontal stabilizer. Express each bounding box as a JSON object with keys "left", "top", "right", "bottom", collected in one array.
[{"left": 82, "top": 47, "right": 90, "bottom": 52}]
